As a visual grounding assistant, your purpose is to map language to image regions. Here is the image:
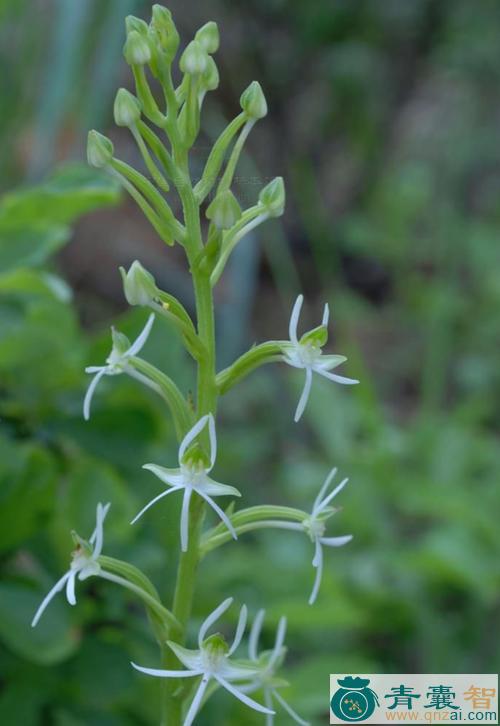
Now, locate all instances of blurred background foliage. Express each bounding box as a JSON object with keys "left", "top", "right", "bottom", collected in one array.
[{"left": 1, "top": 0, "right": 499, "bottom": 724}]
